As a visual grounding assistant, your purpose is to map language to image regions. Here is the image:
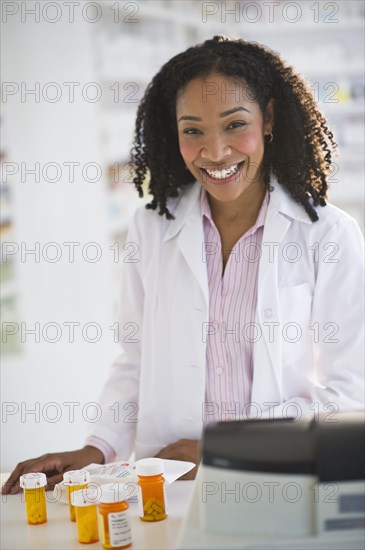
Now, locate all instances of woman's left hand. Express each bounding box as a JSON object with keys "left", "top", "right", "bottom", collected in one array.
[{"left": 154, "top": 438, "right": 201, "bottom": 479}]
